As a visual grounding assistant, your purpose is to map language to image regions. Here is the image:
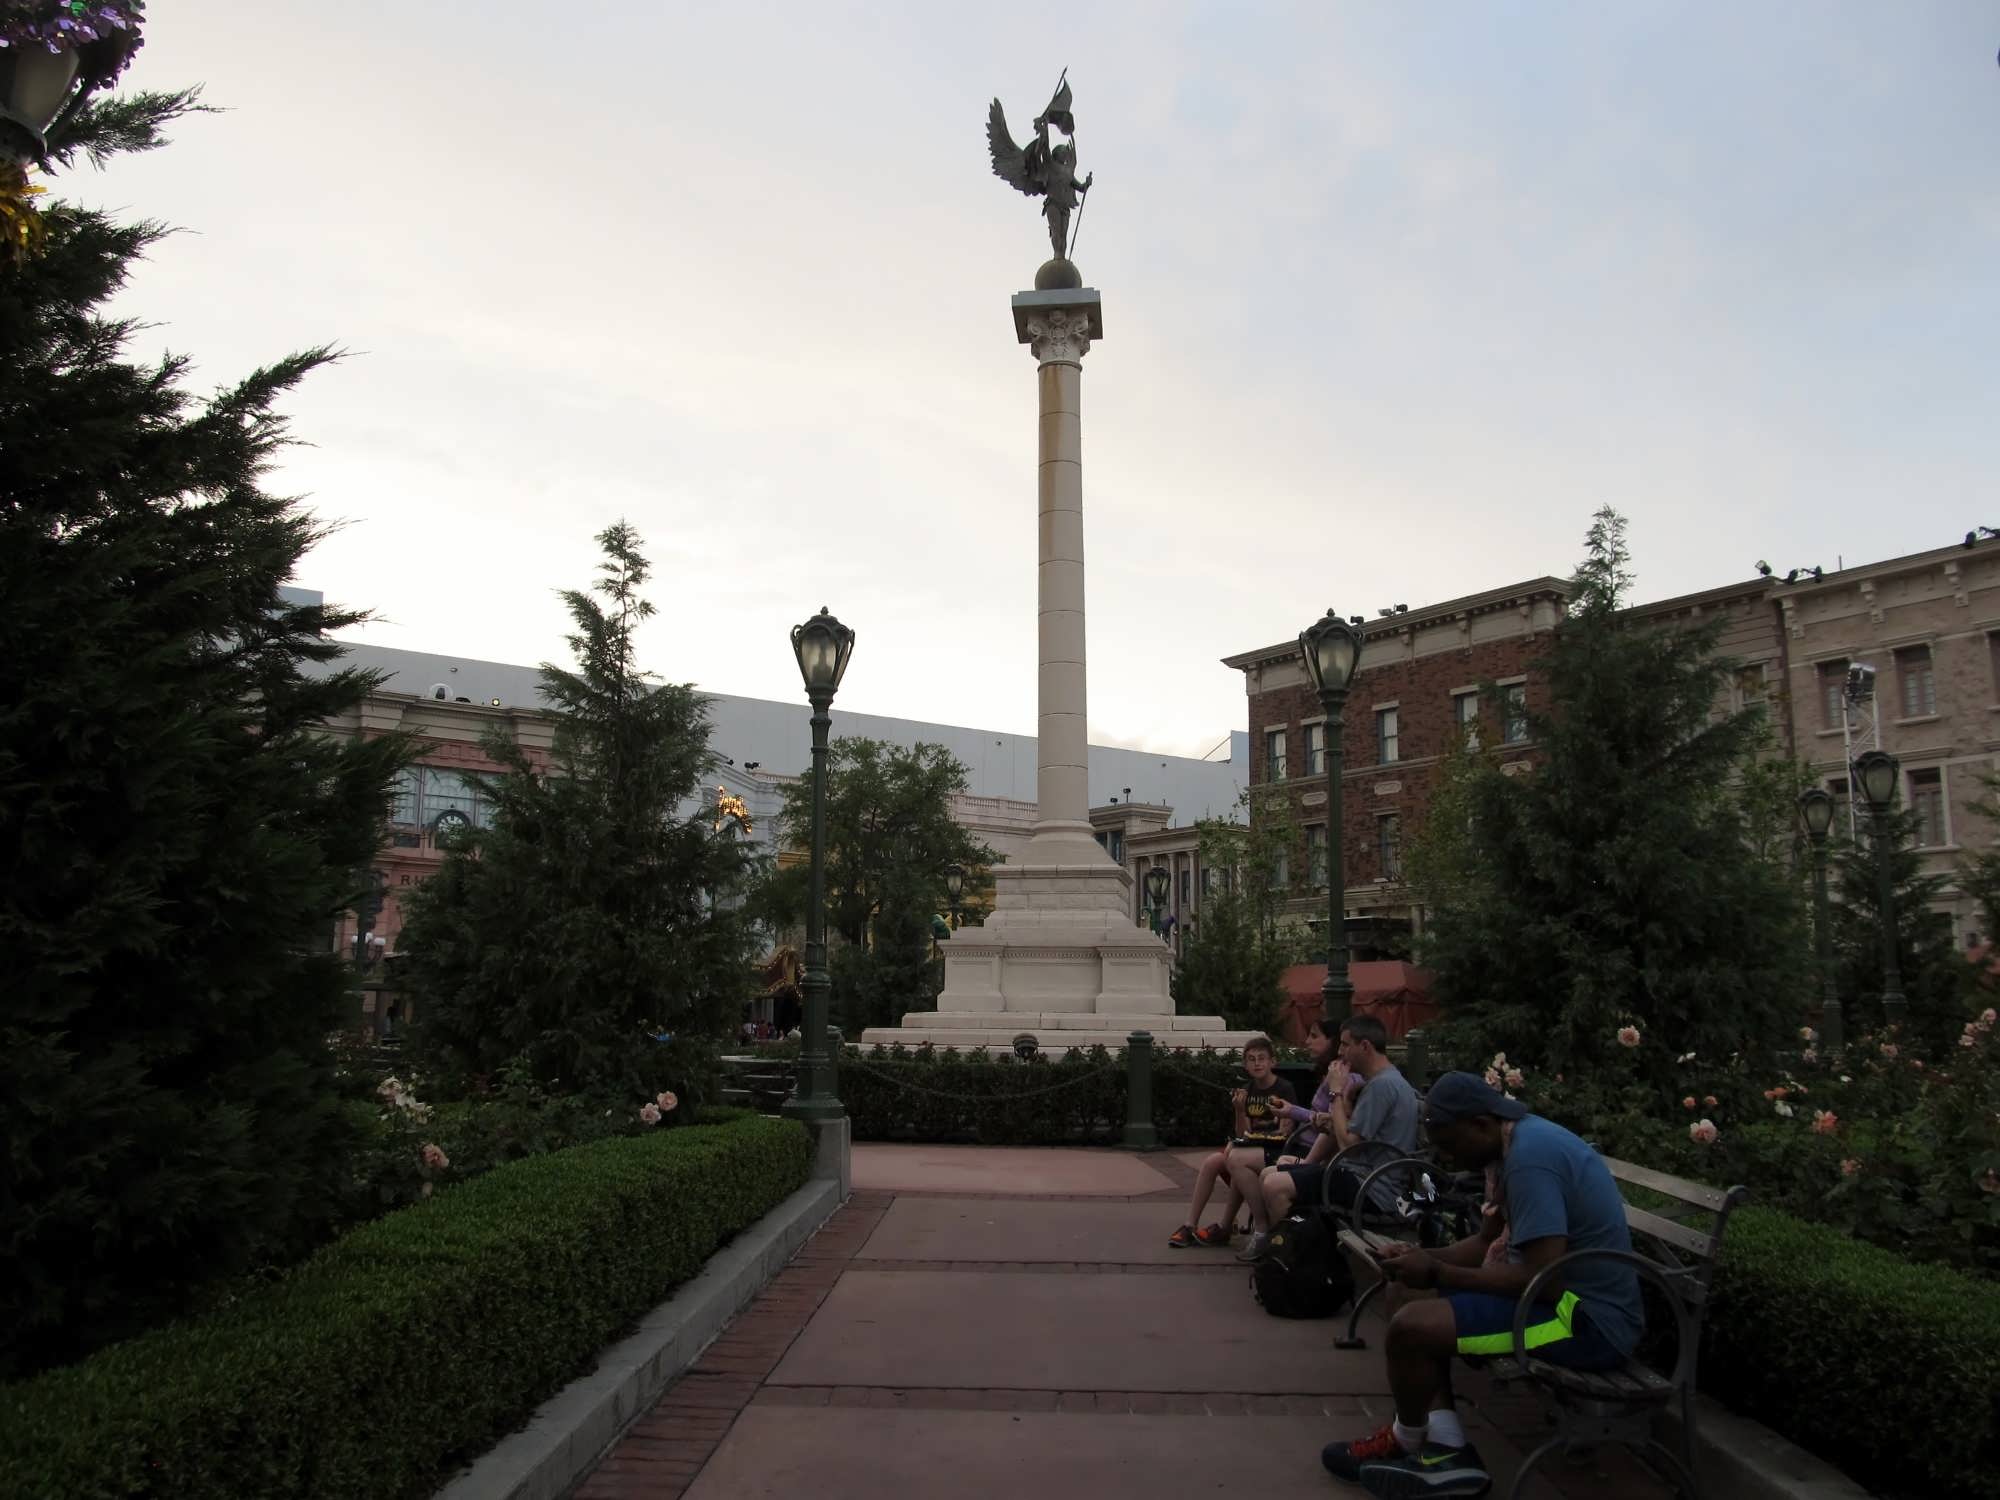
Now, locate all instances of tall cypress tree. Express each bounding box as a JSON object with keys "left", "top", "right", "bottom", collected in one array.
[
  {"left": 398, "top": 524, "right": 759, "bottom": 1101},
  {"left": 1410, "top": 508, "right": 1809, "bottom": 1084},
  {"left": 0, "top": 91, "right": 410, "bottom": 1378}
]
